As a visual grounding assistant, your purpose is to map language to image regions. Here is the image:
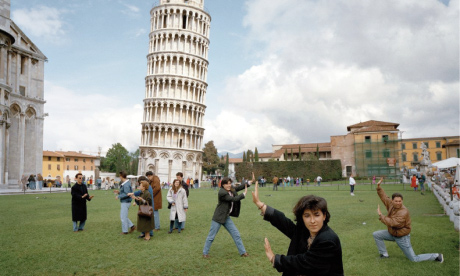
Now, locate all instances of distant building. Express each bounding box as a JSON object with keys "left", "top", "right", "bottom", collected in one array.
[
  {"left": 0, "top": 0, "right": 47, "bottom": 188},
  {"left": 401, "top": 136, "right": 459, "bottom": 169},
  {"left": 42, "top": 151, "right": 100, "bottom": 182}
]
